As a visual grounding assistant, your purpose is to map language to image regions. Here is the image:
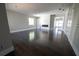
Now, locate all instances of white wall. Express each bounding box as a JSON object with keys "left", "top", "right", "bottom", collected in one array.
[
  {"left": 7, "top": 10, "right": 37, "bottom": 33},
  {"left": 63, "top": 4, "right": 79, "bottom": 56},
  {"left": 37, "top": 14, "right": 50, "bottom": 30},
  {"left": 63, "top": 7, "right": 73, "bottom": 39},
  {"left": 0, "top": 4, "right": 14, "bottom": 55},
  {"left": 69, "top": 4, "right": 79, "bottom": 56}
]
